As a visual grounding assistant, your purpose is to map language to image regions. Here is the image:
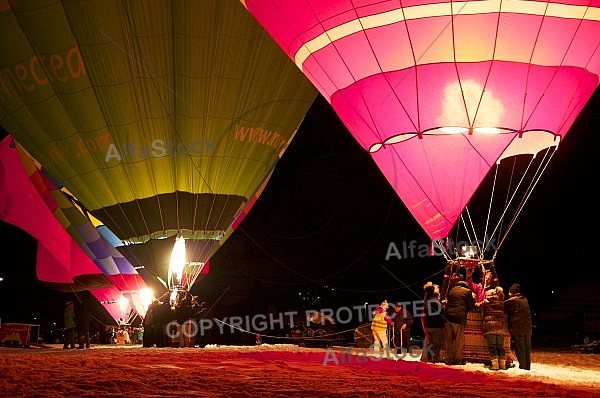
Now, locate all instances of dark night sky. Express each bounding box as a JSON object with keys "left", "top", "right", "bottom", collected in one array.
[
  {"left": 200, "top": 88, "right": 600, "bottom": 316},
  {"left": 1, "top": 87, "right": 599, "bottom": 333}
]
